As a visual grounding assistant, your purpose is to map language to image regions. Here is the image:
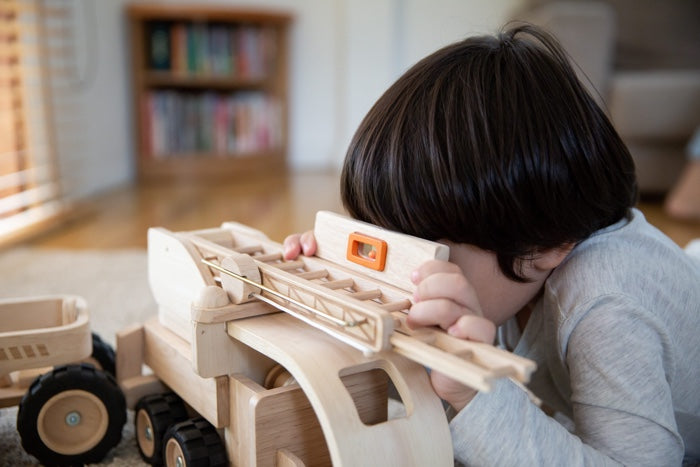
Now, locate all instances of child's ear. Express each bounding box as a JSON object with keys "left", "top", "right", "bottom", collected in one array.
[{"left": 533, "top": 243, "right": 575, "bottom": 270}]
